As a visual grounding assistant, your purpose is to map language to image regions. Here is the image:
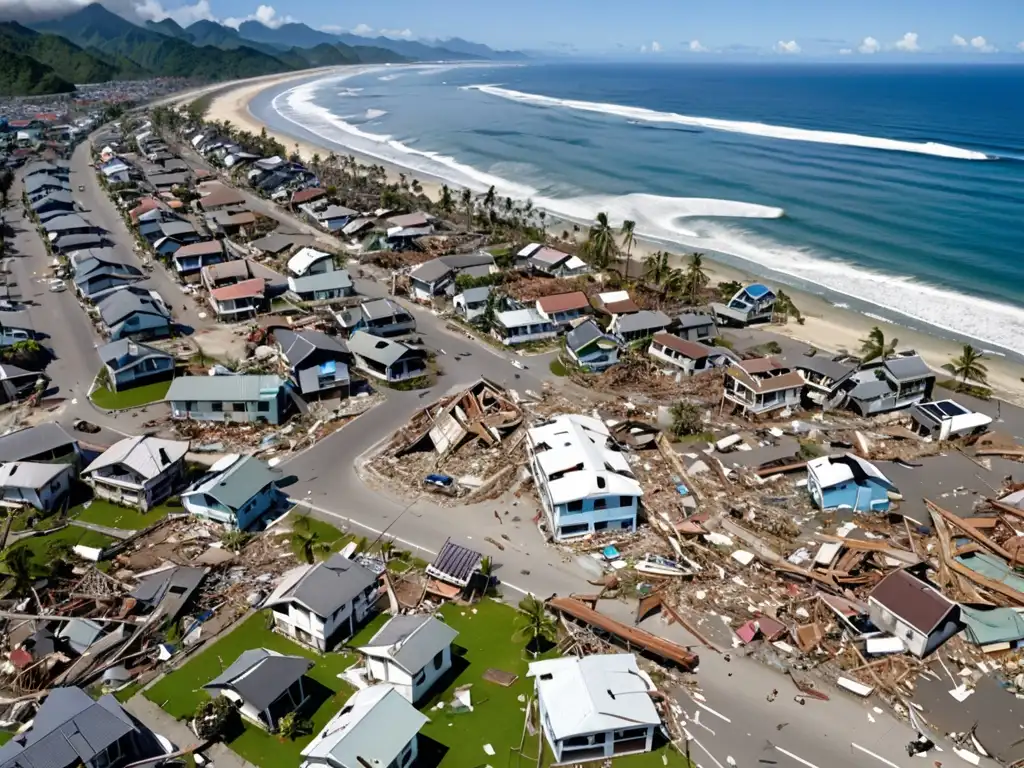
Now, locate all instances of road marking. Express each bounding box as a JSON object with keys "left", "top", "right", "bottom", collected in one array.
[
  {"left": 683, "top": 729, "right": 727, "bottom": 768},
  {"left": 775, "top": 746, "right": 820, "bottom": 768},
  {"left": 696, "top": 702, "right": 732, "bottom": 723},
  {"left": 851, "top": 743, "right": 902, "bottom": 768}
]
